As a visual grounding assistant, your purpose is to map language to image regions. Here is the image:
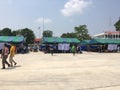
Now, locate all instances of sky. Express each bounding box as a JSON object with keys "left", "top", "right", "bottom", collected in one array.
[{"left": 0, "top": 0, "right": 120, "bottom": 38}]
